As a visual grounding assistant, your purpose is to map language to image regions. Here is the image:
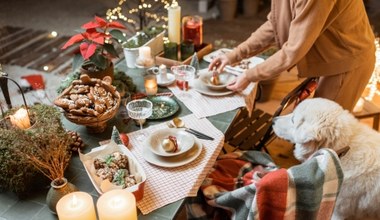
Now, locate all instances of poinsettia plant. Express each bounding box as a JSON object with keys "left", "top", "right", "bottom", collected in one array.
[{"left": 62, "top": 16, "right": 128, "bottom": 71}]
